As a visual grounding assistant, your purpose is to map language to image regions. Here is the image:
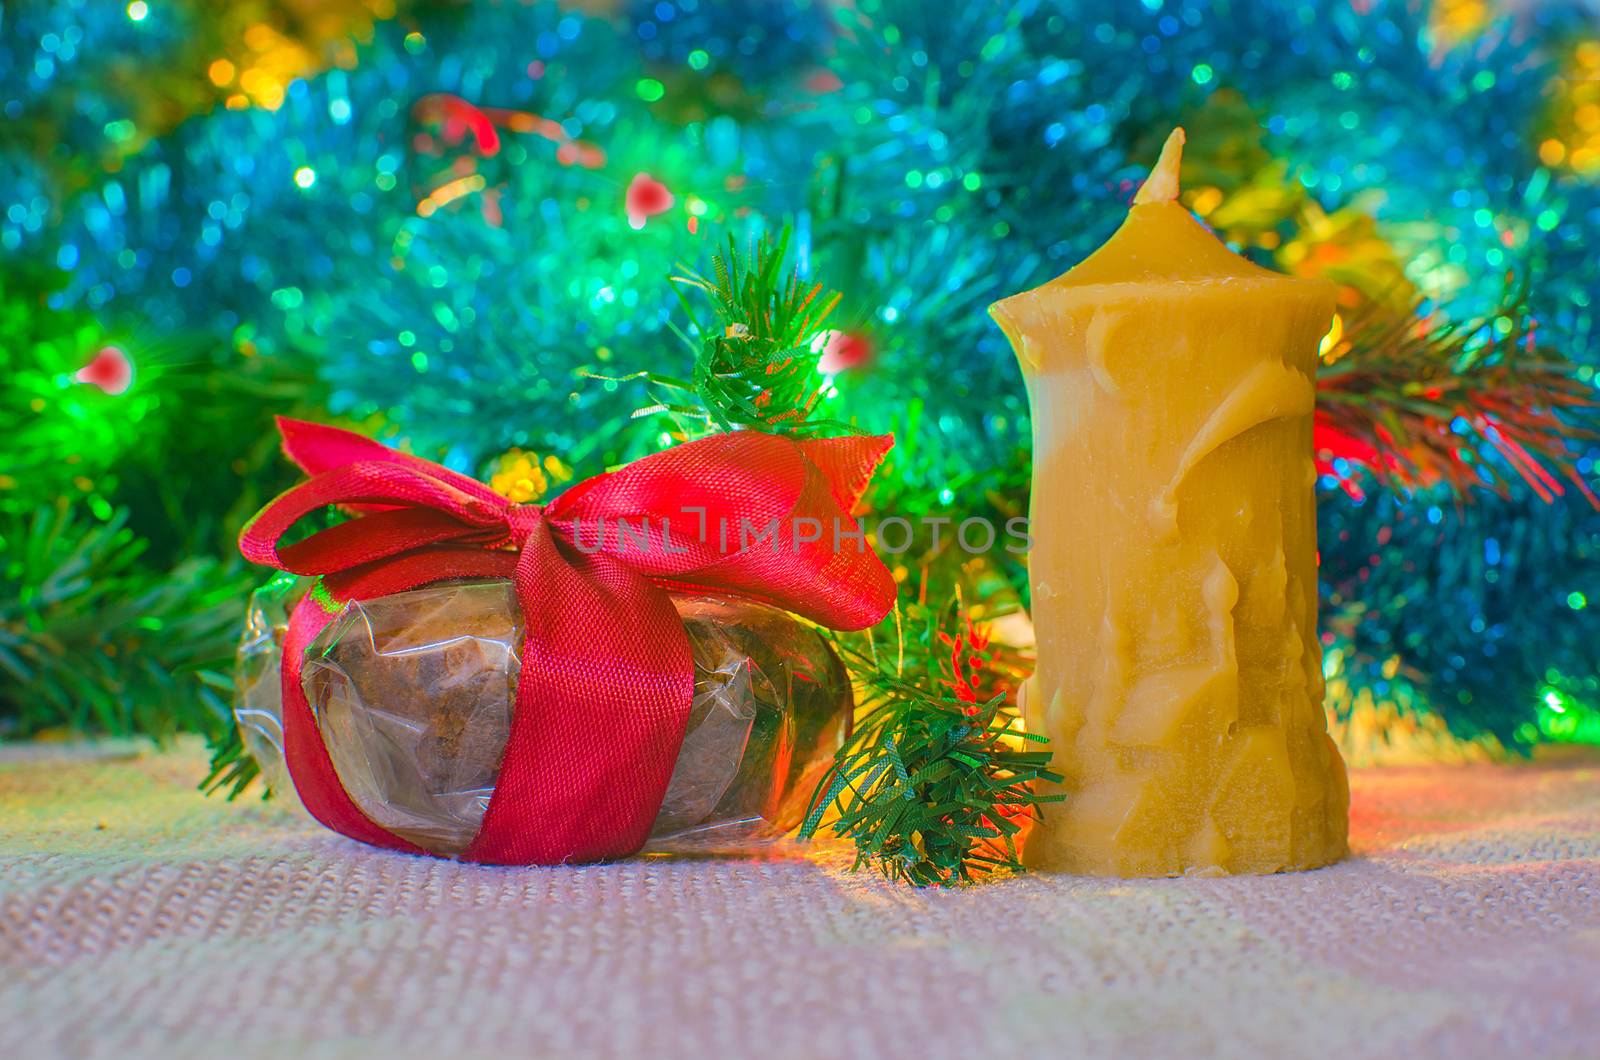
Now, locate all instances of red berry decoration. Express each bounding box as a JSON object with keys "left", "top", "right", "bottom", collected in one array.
[
  {"left": 75, "top": 346, "right": 134, "bottom": 395},
  {"left": 814, "top": 329, "right": 873, "bottom": 374},
  {"left": 625, "top": 172, "right": 674, "bottom": 229}
]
